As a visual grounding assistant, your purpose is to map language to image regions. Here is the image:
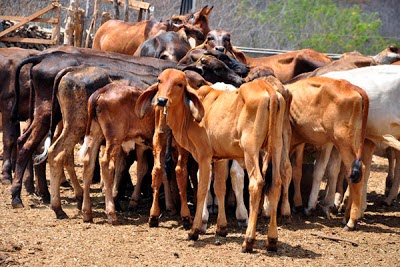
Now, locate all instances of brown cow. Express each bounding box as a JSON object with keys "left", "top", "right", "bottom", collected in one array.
[
  {"left": 286, "top": 76, "right": 369, "bottom": 230},
  {"left": 92, "top": 6, "right": 213, "bottom": 55},
  {"left": 136, "top": 69, "right": 287, "bottom": 253},
  {"left": 196, "top": 29, "right": 333, "bottom": 82},
  {"left": 79, "top": 82, "right": 192, "bottom": 227}
]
